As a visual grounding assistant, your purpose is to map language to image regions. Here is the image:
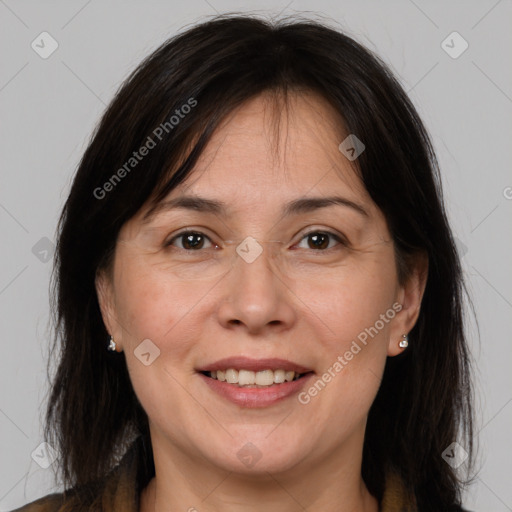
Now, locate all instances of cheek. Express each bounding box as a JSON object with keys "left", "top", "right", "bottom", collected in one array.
[
  {"left": 113, "top": 263, "right": 207, "bottom": 421},
  {"left": 113, "top": 256, "right": 207, "bottom": 342},
  {"left": 304, "top": 253, "right": 398, "bottom": 413},
  {"left": 298, "top": 269, "right": 396, "bottom": 441},
  {"left": 295, "top": 249, "right": 398, "bottom": 350},
  {"left": 112, "top": 256, "right": 218, "bottom": 400}
]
